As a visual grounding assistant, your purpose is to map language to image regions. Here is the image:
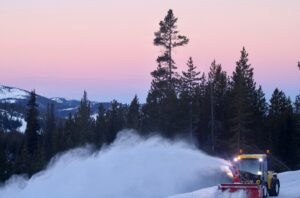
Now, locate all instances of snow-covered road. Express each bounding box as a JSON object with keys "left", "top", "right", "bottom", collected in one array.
[{"left": 169, "top": 170, "right": 300, "bottom": 198}]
